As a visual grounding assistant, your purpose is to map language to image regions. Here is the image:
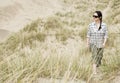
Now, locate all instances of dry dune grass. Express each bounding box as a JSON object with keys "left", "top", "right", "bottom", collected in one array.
[{"left": 0, "top": 0, "right": 120, "bottom": 83}]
